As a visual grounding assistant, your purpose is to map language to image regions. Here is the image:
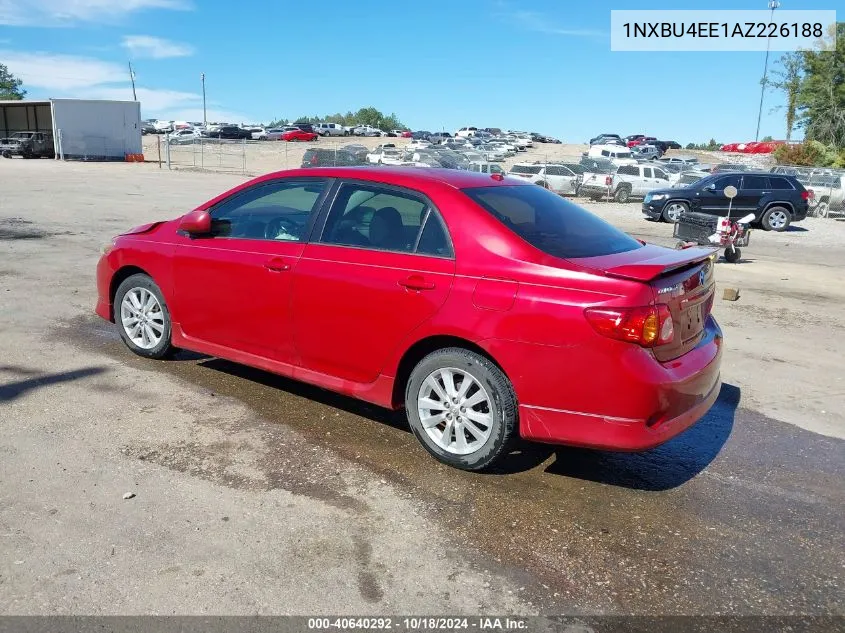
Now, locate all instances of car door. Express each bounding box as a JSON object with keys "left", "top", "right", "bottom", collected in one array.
[
  {"left": 651, "top": 166, "right": 672, "bottom": 191},
  {"left": 171, "top": 178, "right": 330, "bottom": 364},
  {"left": 292, "top": 181, "right": 455, "bottom": 384},
  {"left": 737, "top": 174, "right": 769, "bottom": 217},
  {"left": 695, "top": 174, "right": 741, "bottom": 216}
]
